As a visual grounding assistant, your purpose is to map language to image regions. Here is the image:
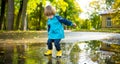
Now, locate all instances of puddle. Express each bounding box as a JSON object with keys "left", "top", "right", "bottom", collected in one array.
[
  {"left": 102, "top": 37, "right": 120, "bottom": 44},
  {"left": 0, "top": 40, "right": 120, "bottom": 64}
]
